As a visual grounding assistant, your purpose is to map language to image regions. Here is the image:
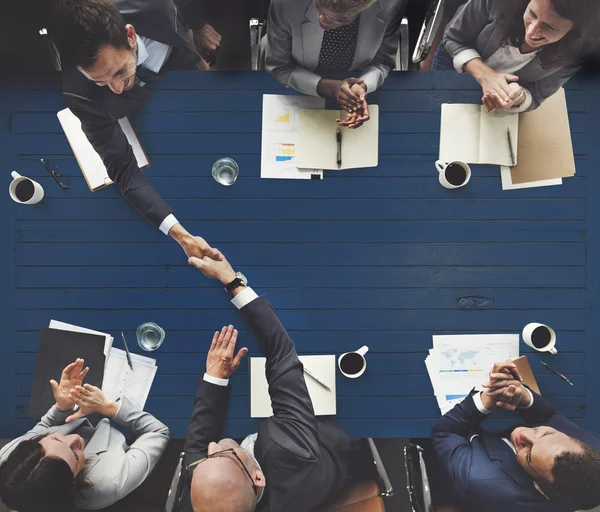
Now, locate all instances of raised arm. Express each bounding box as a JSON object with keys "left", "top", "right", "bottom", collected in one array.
[{"left": 189, "top": 254, "right": 320, "bottom": 461}]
